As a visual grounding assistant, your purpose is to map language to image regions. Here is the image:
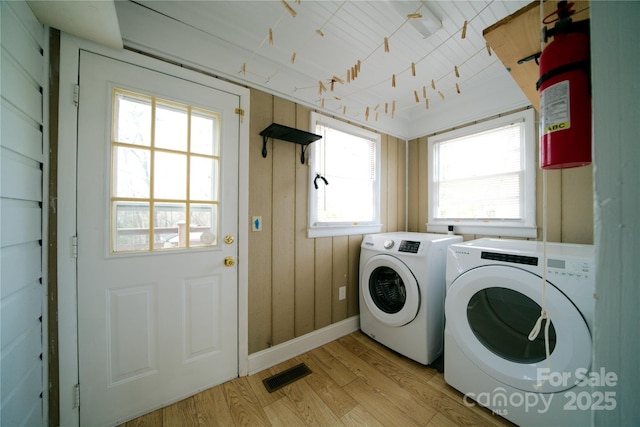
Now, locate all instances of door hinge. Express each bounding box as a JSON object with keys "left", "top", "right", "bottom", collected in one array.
[
  {"left": 72, "top": 235, "right": 78, "bottom": 258},
  {"left": 235, "top": 108, "right": 244, "bottom": 116},
  {"left": 73, "top": 383, "right": 80, "bottom": 409},
  {"left": 73, "top": 84, "right": 80, "bottom": 107}
]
